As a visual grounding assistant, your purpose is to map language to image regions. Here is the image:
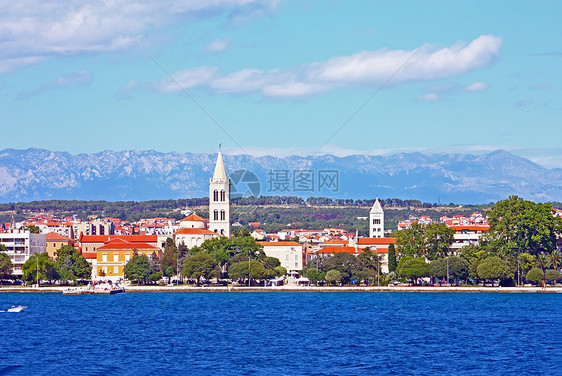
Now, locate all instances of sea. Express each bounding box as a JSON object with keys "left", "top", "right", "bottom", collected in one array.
[{"left": 1, "top": 292, "right": 560, "bottom": 376}]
